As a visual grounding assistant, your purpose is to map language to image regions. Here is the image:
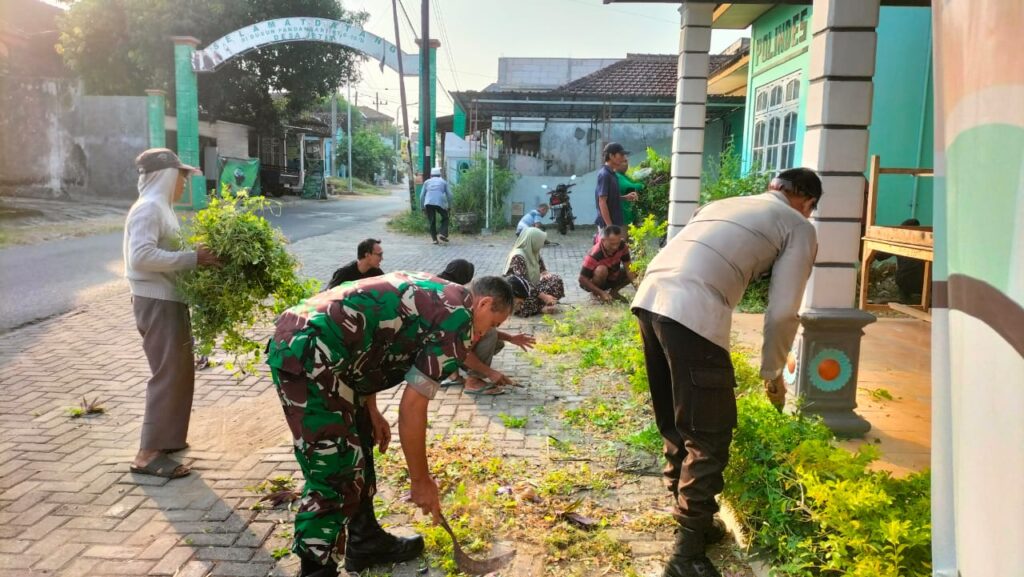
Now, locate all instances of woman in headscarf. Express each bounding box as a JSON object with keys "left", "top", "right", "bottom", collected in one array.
[
  {"left": 502, "top": 227, "right": 564, "bottom": 316},
  {"left": 437, "top": 259, "right": 475, "bottom": 286}
]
